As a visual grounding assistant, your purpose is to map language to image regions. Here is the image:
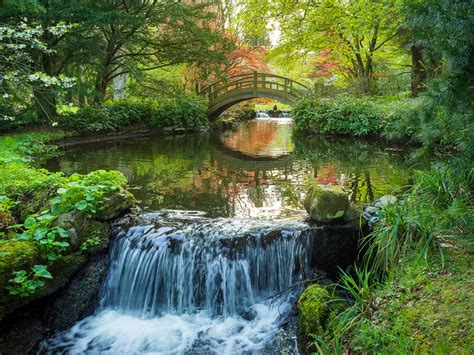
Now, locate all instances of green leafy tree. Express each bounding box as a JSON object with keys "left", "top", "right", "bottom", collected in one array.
[
  {"left": 241, "top": 0, "right": 403, "bottom": 93},
  {"left": 403, "top": 0, "right": 474, "bottom": 156}
]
